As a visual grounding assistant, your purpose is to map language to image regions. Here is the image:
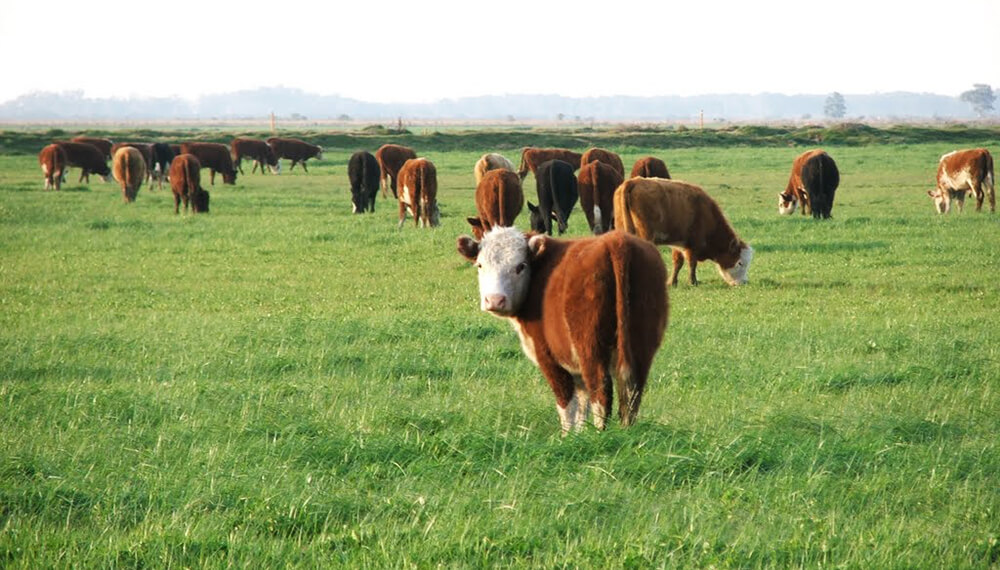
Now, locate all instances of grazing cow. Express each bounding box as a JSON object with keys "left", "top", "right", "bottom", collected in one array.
[
  {"left": 110, "top": 142, "right": 154, "bottom": 176},
  {"left": 54, "top": 141, "right": 112, "bottom": 183},
  {"left": 578, "top": 160, "right": 624, "bottom": 234},
  {"left": 150, "top": 143, "right": 175, "bottom": 190},
  {"left": 70, "top": 136, "right": 113, "bottom": 160},
  {"left": 630, "top": 156, "right": 671, "bottom": 179},
  {"left": 348, "top": 150, "right": 380, "bottom": 214},
  {"left": 231, "top": 137, "right": 280, "bottom": 175},
  {"left": 39, "top": 144, "right": 68, "bottom": 191},
  {"left": 113, "top": 147, "right": 146, "bottom": 203},
  {"left": 928, "top": 148, "right": 995, "bottom": 214},
  {"left": 474, "top": 152, "right": 515, "bottom": 184},
  {"left": 615, "top": 178, "right": 753, "bottom": 286},
  {"left": 267, "top": 137, "right": 322, "bottom": 172},
  {"left": 457, "top": 227, "right": 668, "bottom": 433},
  {"left": 396, "top": 158, "right": 440, "bottom": 228},
  {"left": 375, "top": 143, "right": 417, "bottom": 199},
  {"left": 180, "top": 142, "right": 238, "bottom": 185},
  {"left": 517, "top": 147, "right": 583, "bottom": 181},
  {"left": 529, "top": 159, "right": 578, "bottom": 235},
  {"left": 778, "top": 149, "right": 840, "bottom": 218},
  {"left": 169, "top": 154, "right": 209, "bottom": 214},
  {"left": 466, "top": 169, "right": 524, "bottom": 239},
  {"left": 581, "top": 147, "right": 625, "bottom": 178}
]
